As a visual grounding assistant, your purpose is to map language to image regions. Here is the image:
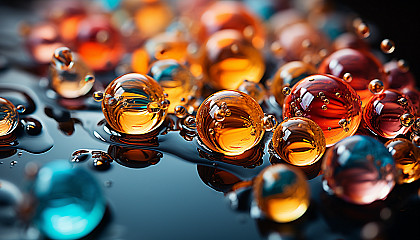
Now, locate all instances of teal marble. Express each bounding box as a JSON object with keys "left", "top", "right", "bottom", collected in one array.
[{"left": 33, "top": 161, "right": 105, "bottom": 239}]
